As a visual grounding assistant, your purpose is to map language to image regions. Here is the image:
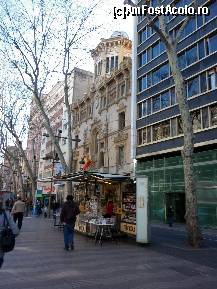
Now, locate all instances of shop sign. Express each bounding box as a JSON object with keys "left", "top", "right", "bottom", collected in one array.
[{"left": 121, "top": 222, "right": 136, "bottom": 235}]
